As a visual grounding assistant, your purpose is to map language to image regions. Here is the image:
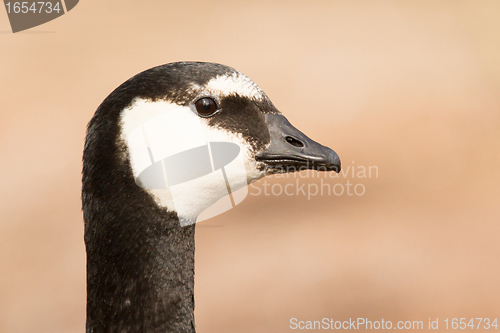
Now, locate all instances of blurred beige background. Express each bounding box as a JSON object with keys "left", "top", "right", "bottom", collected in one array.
[{"left": 1, "top": 1, "right": 499, "bottom": 332}]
